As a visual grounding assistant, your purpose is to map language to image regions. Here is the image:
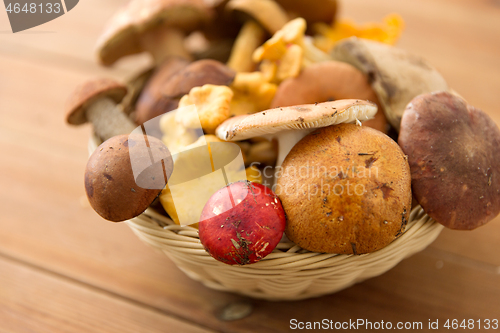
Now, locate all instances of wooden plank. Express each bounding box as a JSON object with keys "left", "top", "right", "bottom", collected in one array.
[{"left": 0, "top": 256, "right": 215, "bottom": 333}]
